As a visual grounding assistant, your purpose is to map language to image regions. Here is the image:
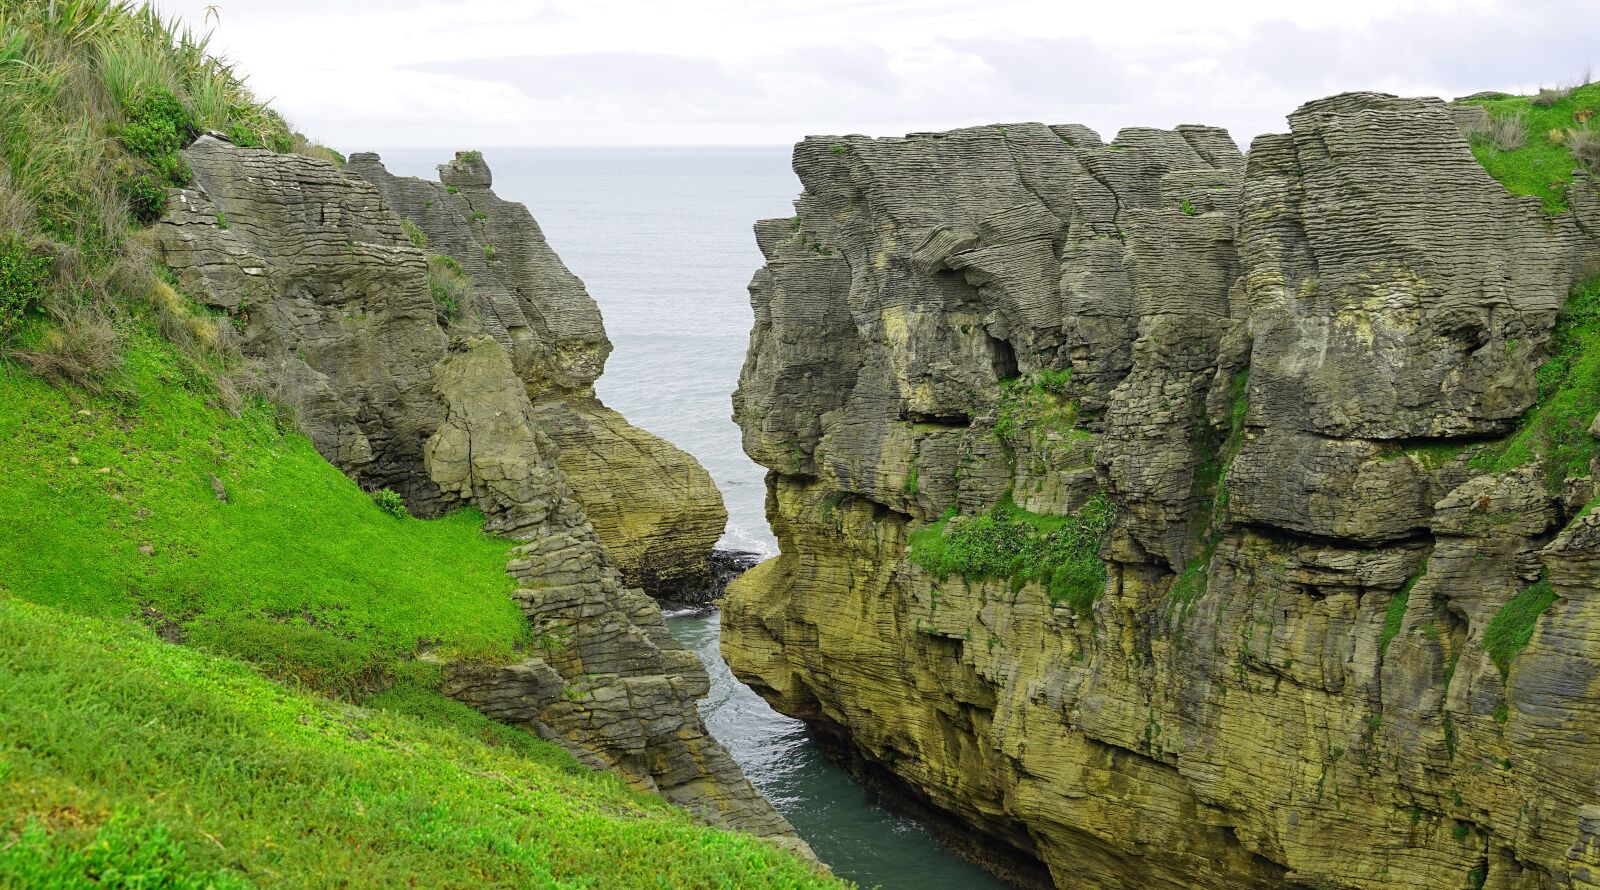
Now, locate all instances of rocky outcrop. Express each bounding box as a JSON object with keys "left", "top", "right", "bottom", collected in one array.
[
  {"left": 155, "top": 136, "right": 801, "bottom": 852},
  {"left": 343, "top": 152, "right": 726, "bottom": 593},
  {"left": 725, "top": 94, "right": 1600, "bottom": 888}
]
